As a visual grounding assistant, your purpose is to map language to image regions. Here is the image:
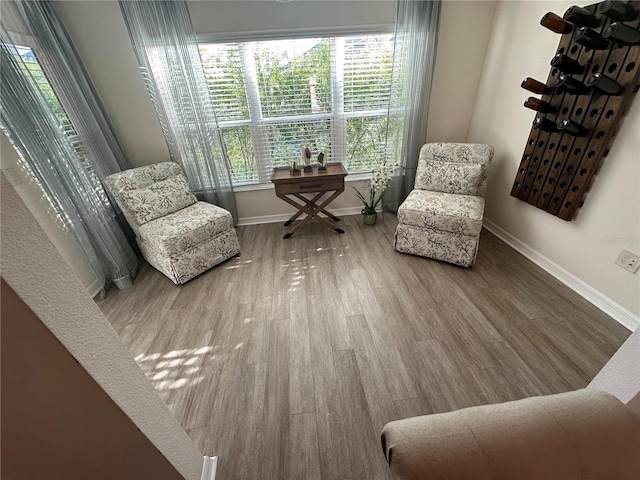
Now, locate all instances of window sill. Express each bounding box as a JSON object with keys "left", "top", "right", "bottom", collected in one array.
[{"left": 233, "top": 172, "right": 372, "bottom": 194}]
